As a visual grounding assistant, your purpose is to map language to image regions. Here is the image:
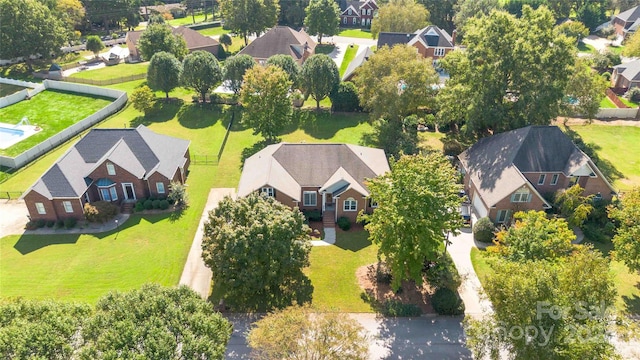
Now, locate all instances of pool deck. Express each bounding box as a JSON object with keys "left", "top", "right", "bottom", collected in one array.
[{"left": 0, "top": 122, "right": 41, "bottom": 150}]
